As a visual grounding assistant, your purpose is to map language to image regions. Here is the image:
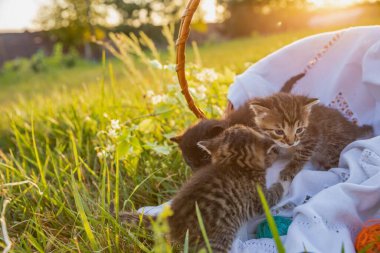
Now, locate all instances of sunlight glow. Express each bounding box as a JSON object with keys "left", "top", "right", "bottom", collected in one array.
[
  {"left": 0, "top": 0, "right": 50, "bottom": 32},
  {"left": 0, "top": 0, "right": 369, "bottom": 32},
  {"left": 308, "top": 0, "right": 362, "bottom": 8},
  {"left": 201, "top": 0, "right": 217, "bottom": 23}
]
